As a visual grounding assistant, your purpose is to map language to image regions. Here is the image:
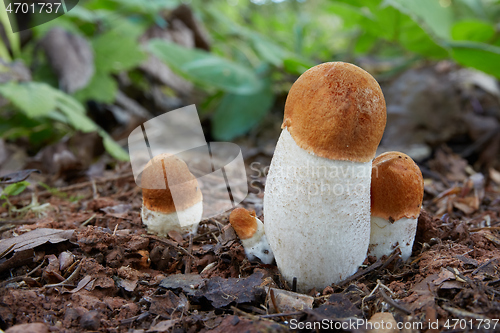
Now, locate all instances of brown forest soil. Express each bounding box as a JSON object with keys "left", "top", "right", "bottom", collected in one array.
[{"left": 0, "top": 147, "right": 499, "bottom": 333}]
